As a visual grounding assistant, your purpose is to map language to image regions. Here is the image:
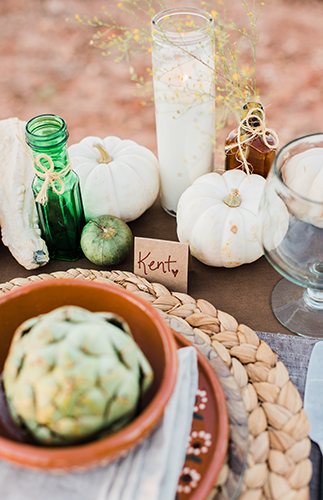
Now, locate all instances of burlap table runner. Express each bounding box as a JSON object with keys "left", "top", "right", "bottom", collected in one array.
[{"left": 0, "top": 268, "right": 314, "bottom": 500}]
